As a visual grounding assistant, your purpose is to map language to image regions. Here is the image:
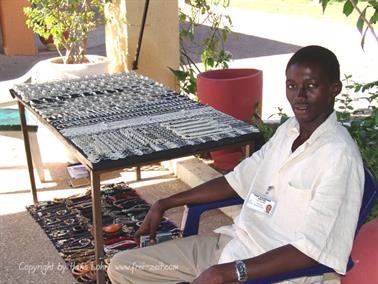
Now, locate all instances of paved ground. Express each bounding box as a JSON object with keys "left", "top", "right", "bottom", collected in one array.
[{"left": 0, "top": 7, "right": 377, "bottom": 283}]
